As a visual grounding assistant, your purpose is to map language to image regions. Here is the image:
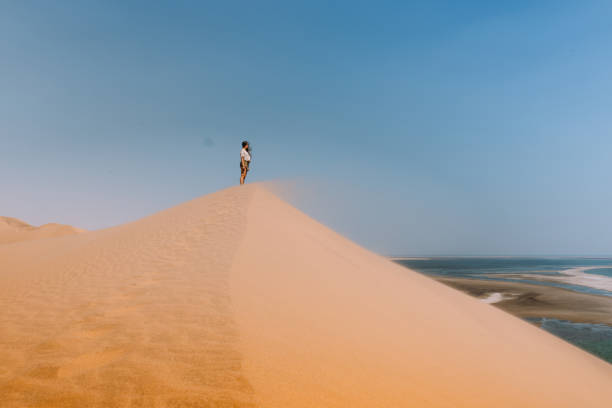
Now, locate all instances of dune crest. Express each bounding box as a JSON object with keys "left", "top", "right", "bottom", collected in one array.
[
  {"left": 0, "top": 216, "right": 84, "bottom": 244},
  {"left": 0, "top": 184, "right": 610, "bottom": 407}
]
